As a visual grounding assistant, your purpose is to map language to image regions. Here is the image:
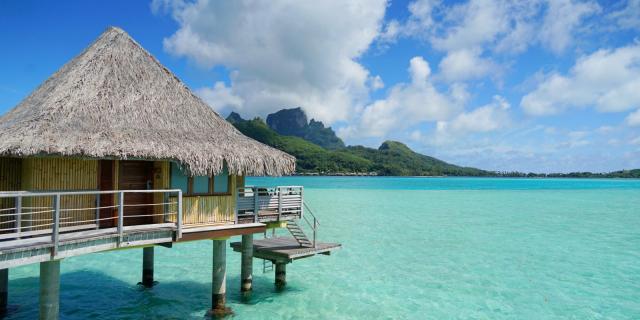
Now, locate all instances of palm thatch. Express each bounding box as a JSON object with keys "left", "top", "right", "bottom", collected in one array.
[{"left": 0, "top": 27, "right": 295, "bottom": 176}]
